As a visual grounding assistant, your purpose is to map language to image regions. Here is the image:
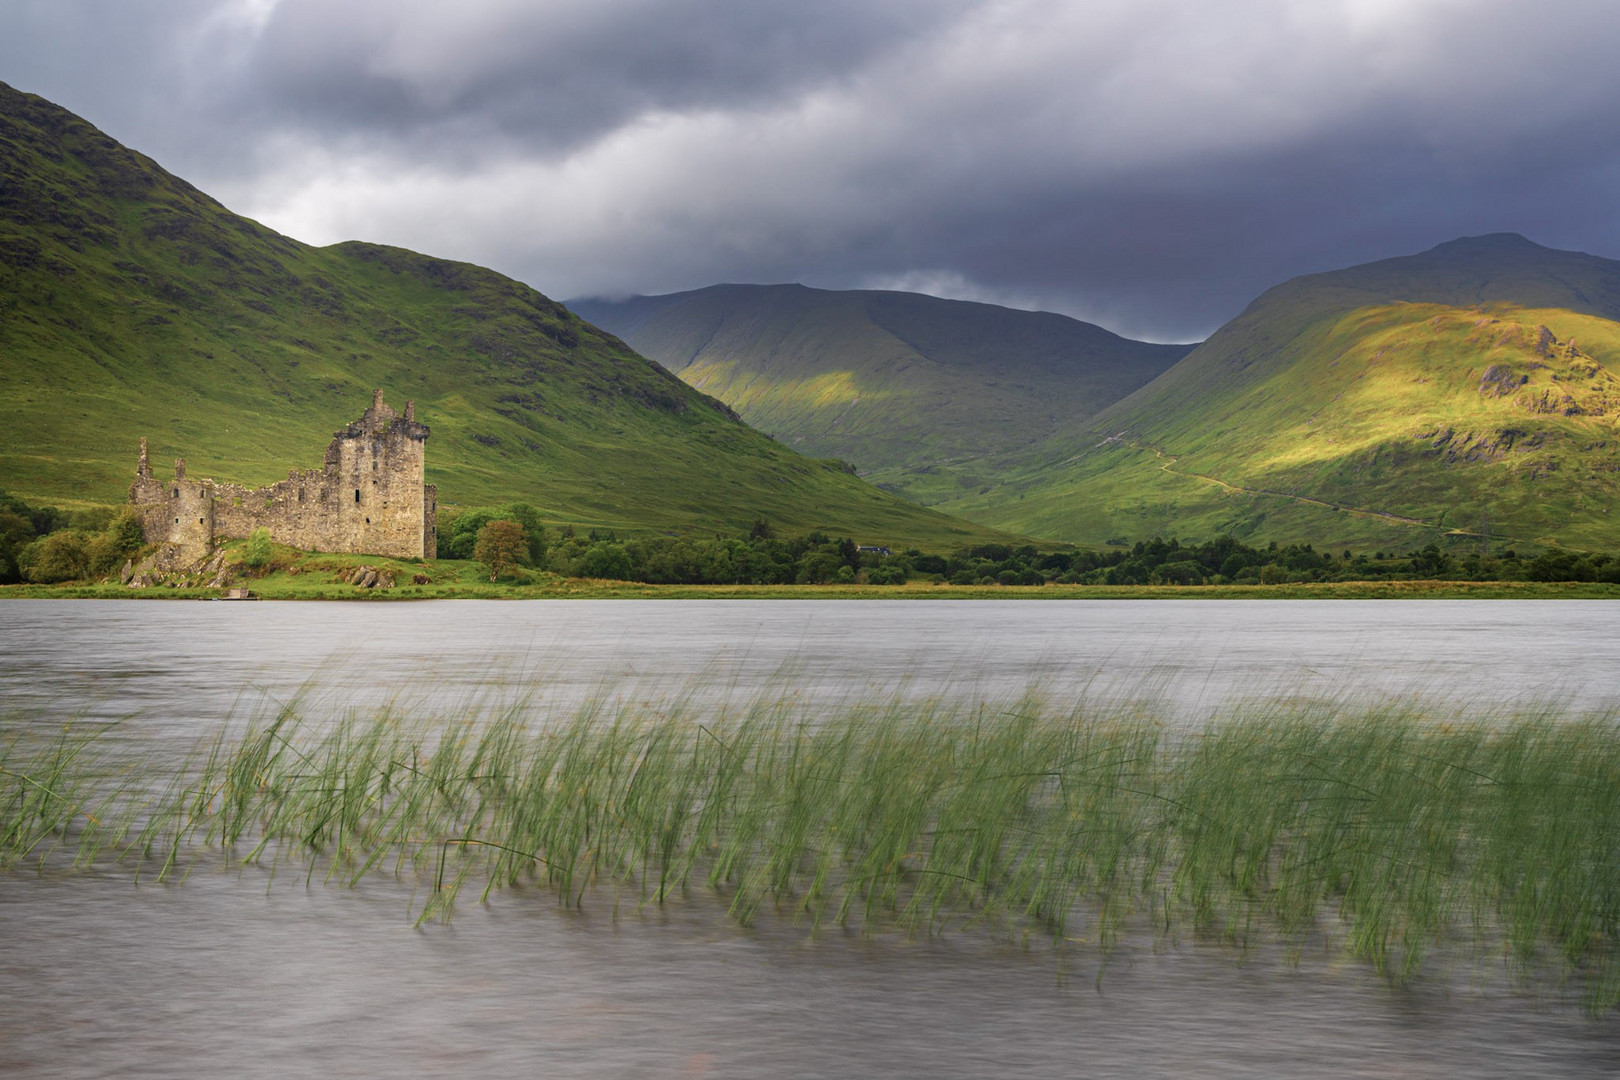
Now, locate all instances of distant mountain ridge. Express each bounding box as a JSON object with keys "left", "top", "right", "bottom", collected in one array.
[
  {"left": 0, "top": 81, "right": 1012, "bottom": 549},
  {"left": 938, "top": 234, "right": 1620, "bottom": 551},
  {"left": 570, "top": 284, "right": 1192, "bottom": 504}
]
